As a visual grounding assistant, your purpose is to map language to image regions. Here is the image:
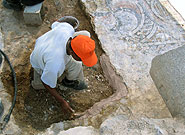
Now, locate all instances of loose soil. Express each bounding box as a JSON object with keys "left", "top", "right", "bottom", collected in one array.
[{"left": 0, "top": 0, "right": 114, "bottom": 133}]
